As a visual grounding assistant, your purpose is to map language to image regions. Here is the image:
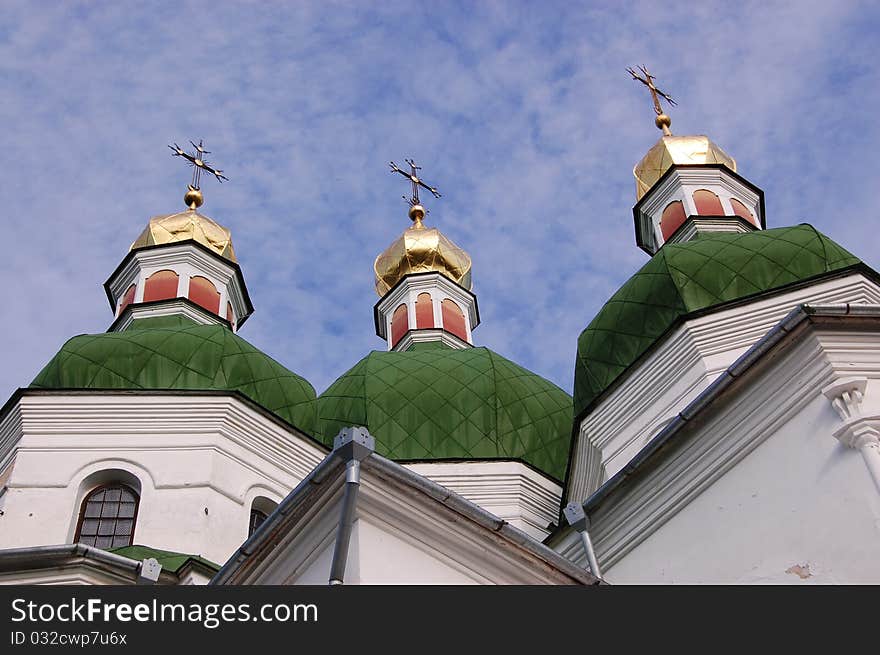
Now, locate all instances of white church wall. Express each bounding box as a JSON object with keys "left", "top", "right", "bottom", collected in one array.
[
  {"left": 568, "top": 272, "right": 880, "bottom": 503},
  {"left": 604, "top": 390, "right": 880, "bottom": 583},
  {"left": 0, "top": 394, "right": 325, "bottom": 568},
  {"left": 355, "top": 518, "right": 481, "bottom": 585},
  {"left": 559, "top": 326, "right": 880, "bottom": 583}
]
